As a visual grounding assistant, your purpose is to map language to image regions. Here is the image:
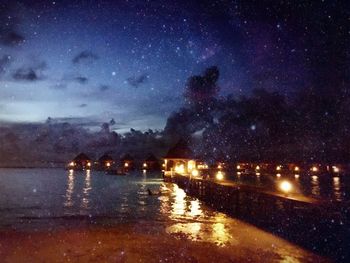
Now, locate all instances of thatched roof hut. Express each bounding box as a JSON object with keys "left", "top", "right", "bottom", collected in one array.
[
  {"left": 121, "top": 153, "right": 134, "bottom": 162},
  {"left": 121, "top": 153, "right": 134, "bottom": 169},
  {"left": 143, "top": 153, "right": 160, "bottom": 170},
  {"left": 69, "top": 153, "right": 91, "bottom": 169},
  {"left": 164, "top": 140, "right": 194, "bottom": 159},
  {"left": 145, "top": 153, "right": 158, "bottom": 163},
  {"left": 73, "top": 153, "right": 91, "bottom": 162},
  {"left": 163, "top": 140, "right": 196, "bottom": 175},
  {"left": 99, "top": 154, "right": 113, "bottom": 163}
]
